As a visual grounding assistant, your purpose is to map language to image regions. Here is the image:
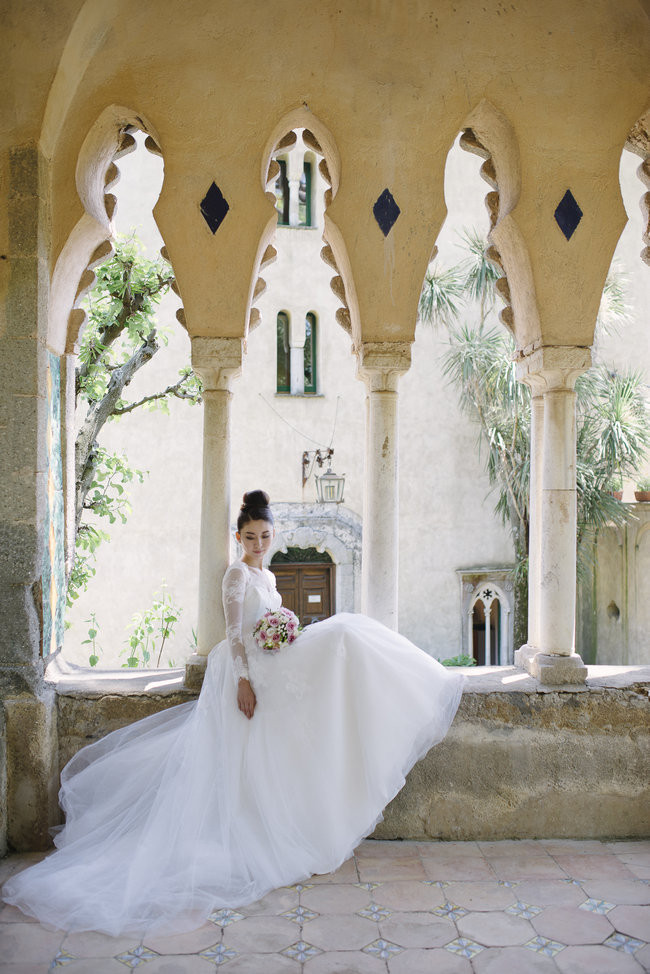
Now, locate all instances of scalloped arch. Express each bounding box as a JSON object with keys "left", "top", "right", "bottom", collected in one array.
[
  {"left": 458, "top": 98, "right": 542, "bottom": 351},
  {"left": 252, "top": 110, "right": 360, "bottom": 345},
  {"left": 48, "top": 105, "right": 164, "bottom": 355}
]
